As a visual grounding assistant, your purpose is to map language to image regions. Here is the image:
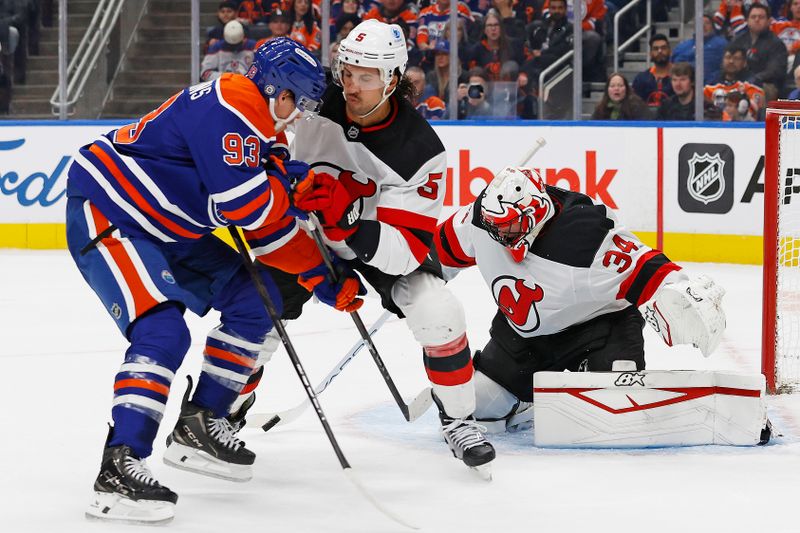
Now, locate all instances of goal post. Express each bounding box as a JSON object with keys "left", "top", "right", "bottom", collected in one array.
[{"left": 763, "top": 100, "right": 800, "bottom": 393}]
